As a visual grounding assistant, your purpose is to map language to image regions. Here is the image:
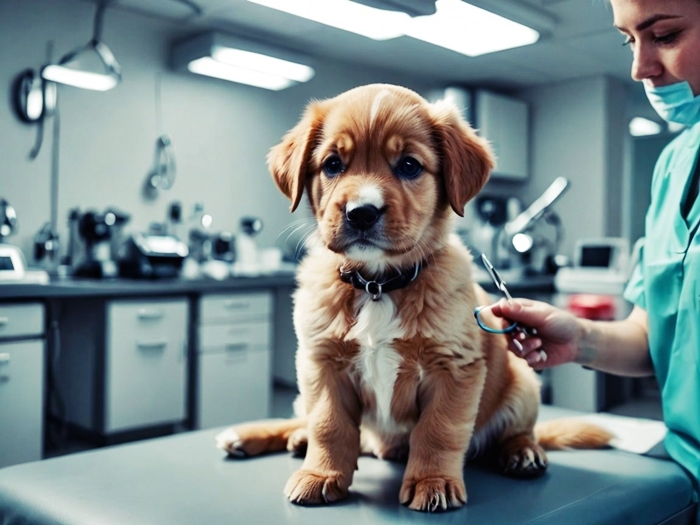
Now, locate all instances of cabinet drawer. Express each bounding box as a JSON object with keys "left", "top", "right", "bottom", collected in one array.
[
  {"left": 196, "top": 348, "right": 271, "bottom": 429},
  {"left": 105, "top": 299, "right": 188, "bottom": 432},
  {"left": 0, "top": 341, "right": 43, "bottom": 467},
  {"left": 200, "top": 293, "right": 272, "bottom": 323},
  {"left": 199, "top": 321, "right": 270, "bottom": 354},
  {"left": 0, "top": 303, "right": 44, "bottom": 339}
]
